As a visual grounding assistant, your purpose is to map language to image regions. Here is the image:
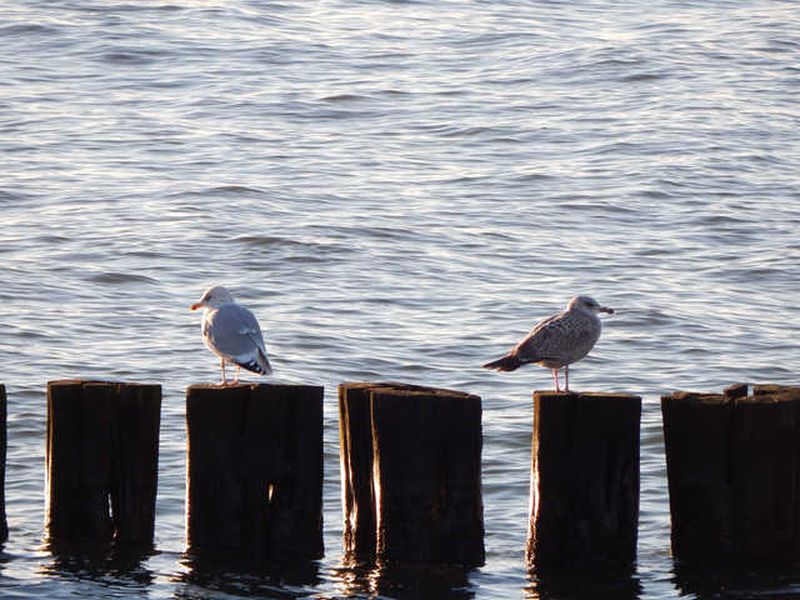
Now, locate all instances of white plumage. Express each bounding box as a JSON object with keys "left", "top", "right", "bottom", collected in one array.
[{"left": 190, "top": 285, "right": 273, "bottom": 385}]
